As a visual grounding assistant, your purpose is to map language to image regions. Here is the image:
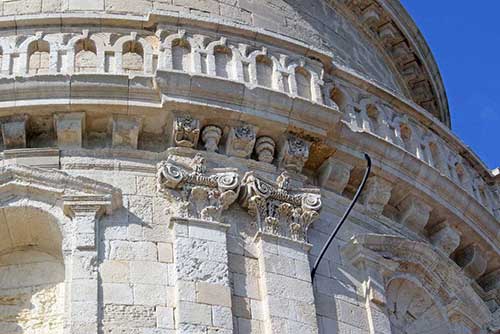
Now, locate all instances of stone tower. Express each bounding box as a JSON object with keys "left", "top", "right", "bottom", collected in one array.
[{"left": 0, "top": 0, "right": 498, "bottom": 333}]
